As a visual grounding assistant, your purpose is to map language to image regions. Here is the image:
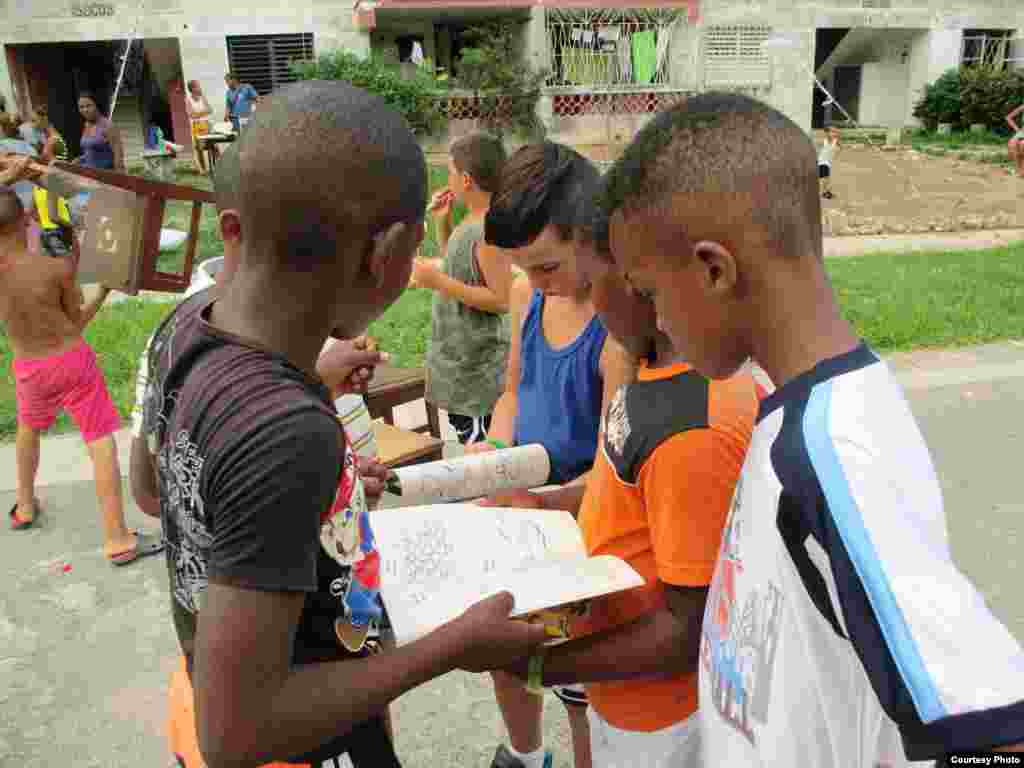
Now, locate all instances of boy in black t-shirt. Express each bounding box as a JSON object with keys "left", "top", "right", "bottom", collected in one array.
[{"left": 134, "top": 82, "right": 546, "bottom": 768}]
